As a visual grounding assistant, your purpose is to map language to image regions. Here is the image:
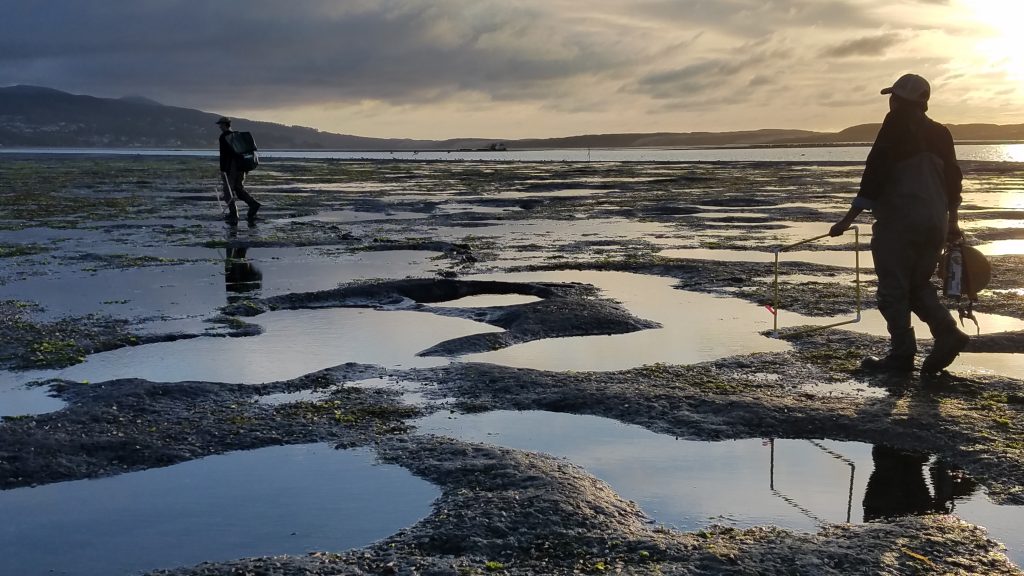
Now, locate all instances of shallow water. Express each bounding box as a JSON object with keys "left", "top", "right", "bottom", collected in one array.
[
  {"left": 429, "top": 294, "right": 542, "bottom": 308},
  {"left": 978, "top": 239, "right": 1024, "bottom": 256},
  {"left": 425, "top": 218, "right": 681, "bottom": 246},
  {"left": 0, "top": 444, "right": 439, "bottom": 576},
  {"left": 0, "top": 381, "right": 66, "bottom": 417},
  {"left": 0, "top": 249, "right": 442, "bottom": 321},
  {"left": 659, "top": 247, "right": 873, "bottom": 269},
  {"left": 962, "top": 191, "right": 1024, "bottom": 210},
  {"left": 413, "top": 410, "right": 1023, "bottom": 566},
  {"left": 39, "top": 308, "right": 503, "bottom": 385},
  {"left": 459, "top": 271, "right": 790, "bottom": 370},
  {"left": 776, "top": 303, "right": 1024, "bottom": 378},
  {"left": 284, "top": 209, "right": 427, "bottom": 223}
]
